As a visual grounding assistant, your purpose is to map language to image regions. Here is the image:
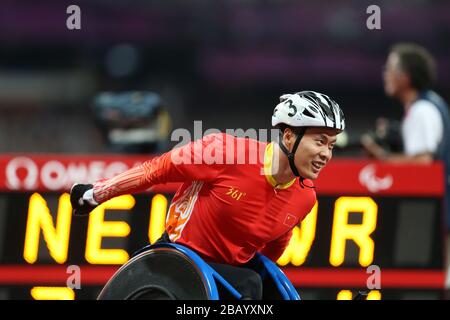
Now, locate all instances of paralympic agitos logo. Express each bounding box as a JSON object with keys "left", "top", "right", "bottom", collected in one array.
[{"left": 358, "top": 164, "right": 393, "bottom": 193}]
